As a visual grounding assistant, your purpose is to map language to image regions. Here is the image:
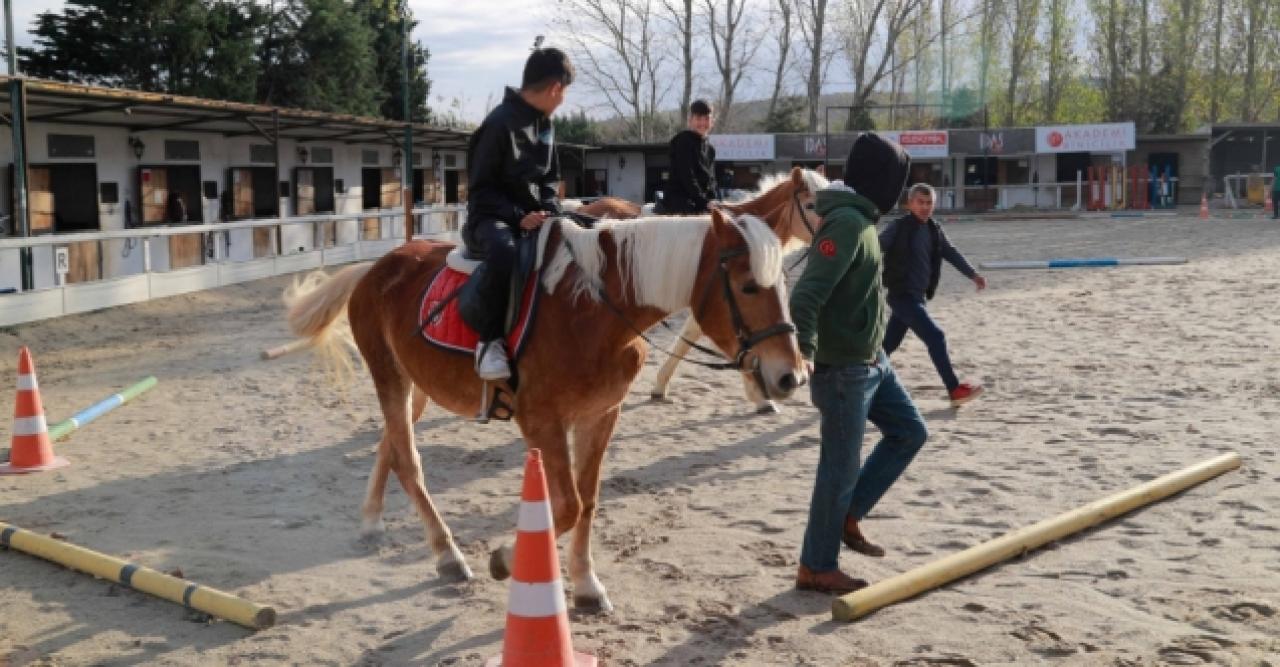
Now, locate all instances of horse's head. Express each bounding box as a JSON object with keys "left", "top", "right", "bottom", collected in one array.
[
  {"left": 735, "top": 167, "right": 828, "bottom": 252},
  {"left": 691, "top": 208, "right": 807, "bottom": 401},
  {"left": 782, "top": 166, "right": 829, "bottom": 247}
]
